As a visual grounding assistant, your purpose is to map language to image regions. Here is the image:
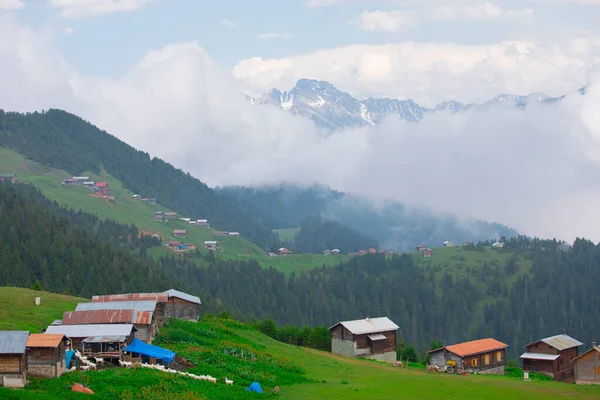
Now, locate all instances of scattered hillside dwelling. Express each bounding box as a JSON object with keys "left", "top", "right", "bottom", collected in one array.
[
  {"left": 279, "top": 247, "right": 292, "bottom": 256},
  {"left": 182, "top": 243, "right": 196, "bottom": 250},
  {"left": 180, "top": 218, "right": 191, "bottom": 222},
  {"left": 26, "top": 334, "right": 67, "bottom": 378},
  {"left": 324, "top": 250, "right": 332, "bottom": 256},
  {"left": 368, "top": 248, "right": 377, "bottom": 254},
  {"left": 491, "top": 241, "right": 505, "bottom": 248},
  {"left": 95, "top": 182, "right": 108, "bottom": 189},
  {"left": 173, "top": 229, "right": 188, "bottom": 238},
  {"left": 83, "top": 181, "right": 95, "bottom": 186},
  {"left": 558, "top": 242, "right": 573, "bottom": 252},
  {"left": 423, "top": 248, "right": 432, "bottom": 258},
  {"left": 132, "top": 194, "right": 141, "bottom": 199},
  {"left": 443, "top": 241, "right": 454, "bottom": 247},
  {"left": 521, "top": 333, "right": 582, "bottom": 382},
  {"left": 45, "top": 324, "right": 136, "bottom": 358},
  {"left": 74, "top": 301, "right": 159, "bottom": 343},
  {"left": 164, "top": 212, "right": 177, "bottom": 219},
  {"left": 155, "top": 211, "right": 164, "bottom": 217},
  {"left": 197, "top": 219, "right": 209, "bottom": 226},
  {"left": 329, "top": 317, "right": 399, "bottom": 363},
  {"left": 148, "top": 198, "right": 156, "bottom": 205},
  {"left": 463, "top": 241, "right": 473, "bottom": 247},
  {"left": 228, "top": 232, "right": 240, "bottom": 237},
  {"left": 0, "top": 331, "right": 28, "bottom": 388},
  {"left": 154, "top": 215, "right": 163, "bottom": 220},
  {"left": 163, "top": 289, "right": 201, "bottom": 321},
  {"left": 428, "top": 338, "right": 508, "bottom": 375},
  {"left": 0, "top": 173, "right": 17, "bottom": 184},
  {"left": 213, "top": 231, "right": 229, "bottom": 236},
  {"left": 332, "top": 249, "right": 340, "bottom": 255},
  {"left": 189, "top": 220, "right": 197, "bottom": 225},
  {"left": 416, "top": 245, "right": 426, "bottom": 251},
  {"left": 573, "top": 342, "right": 600, "bottom": 384},
  {"left": 204, "top": 241, "right": 219, "bottom": 250},
  {"left": 73, "top": 177, "right": 89, "bottom": 182},
  {"left": 358, "top": 249, "right": 367, "bottom": 256},
  {"left": 168, "top": 241, "right": 183, "bottom": 249},
  {"left": 268, "top": 252, "right": 277, "bottom": 257},
  {"left": 62, "top": 178, "right": 78, "bottom": 185}
]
